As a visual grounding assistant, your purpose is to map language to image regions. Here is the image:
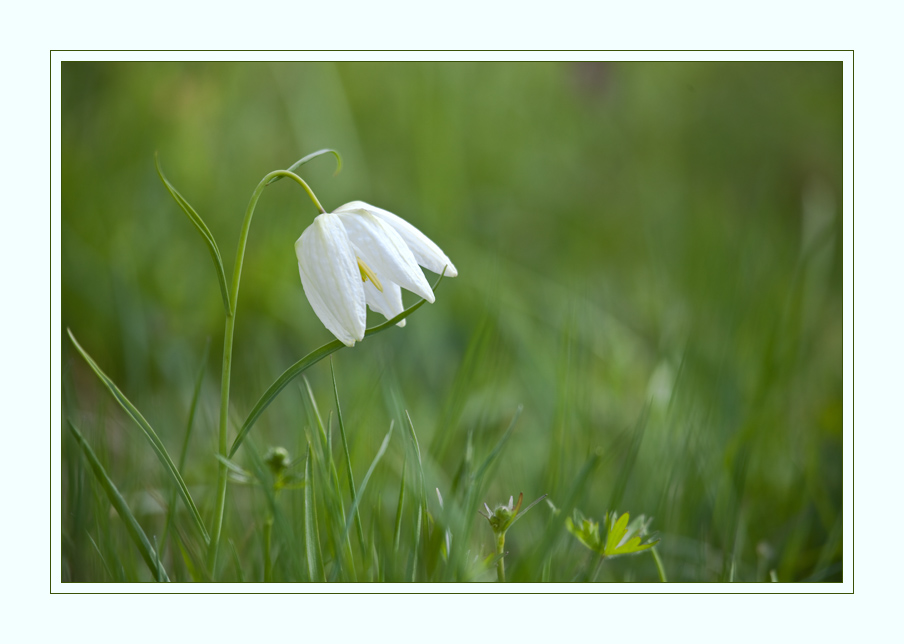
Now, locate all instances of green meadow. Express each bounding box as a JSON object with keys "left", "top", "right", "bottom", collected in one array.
[{"left": 61, "top": 61, "right": 842, "bottom": 583}]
